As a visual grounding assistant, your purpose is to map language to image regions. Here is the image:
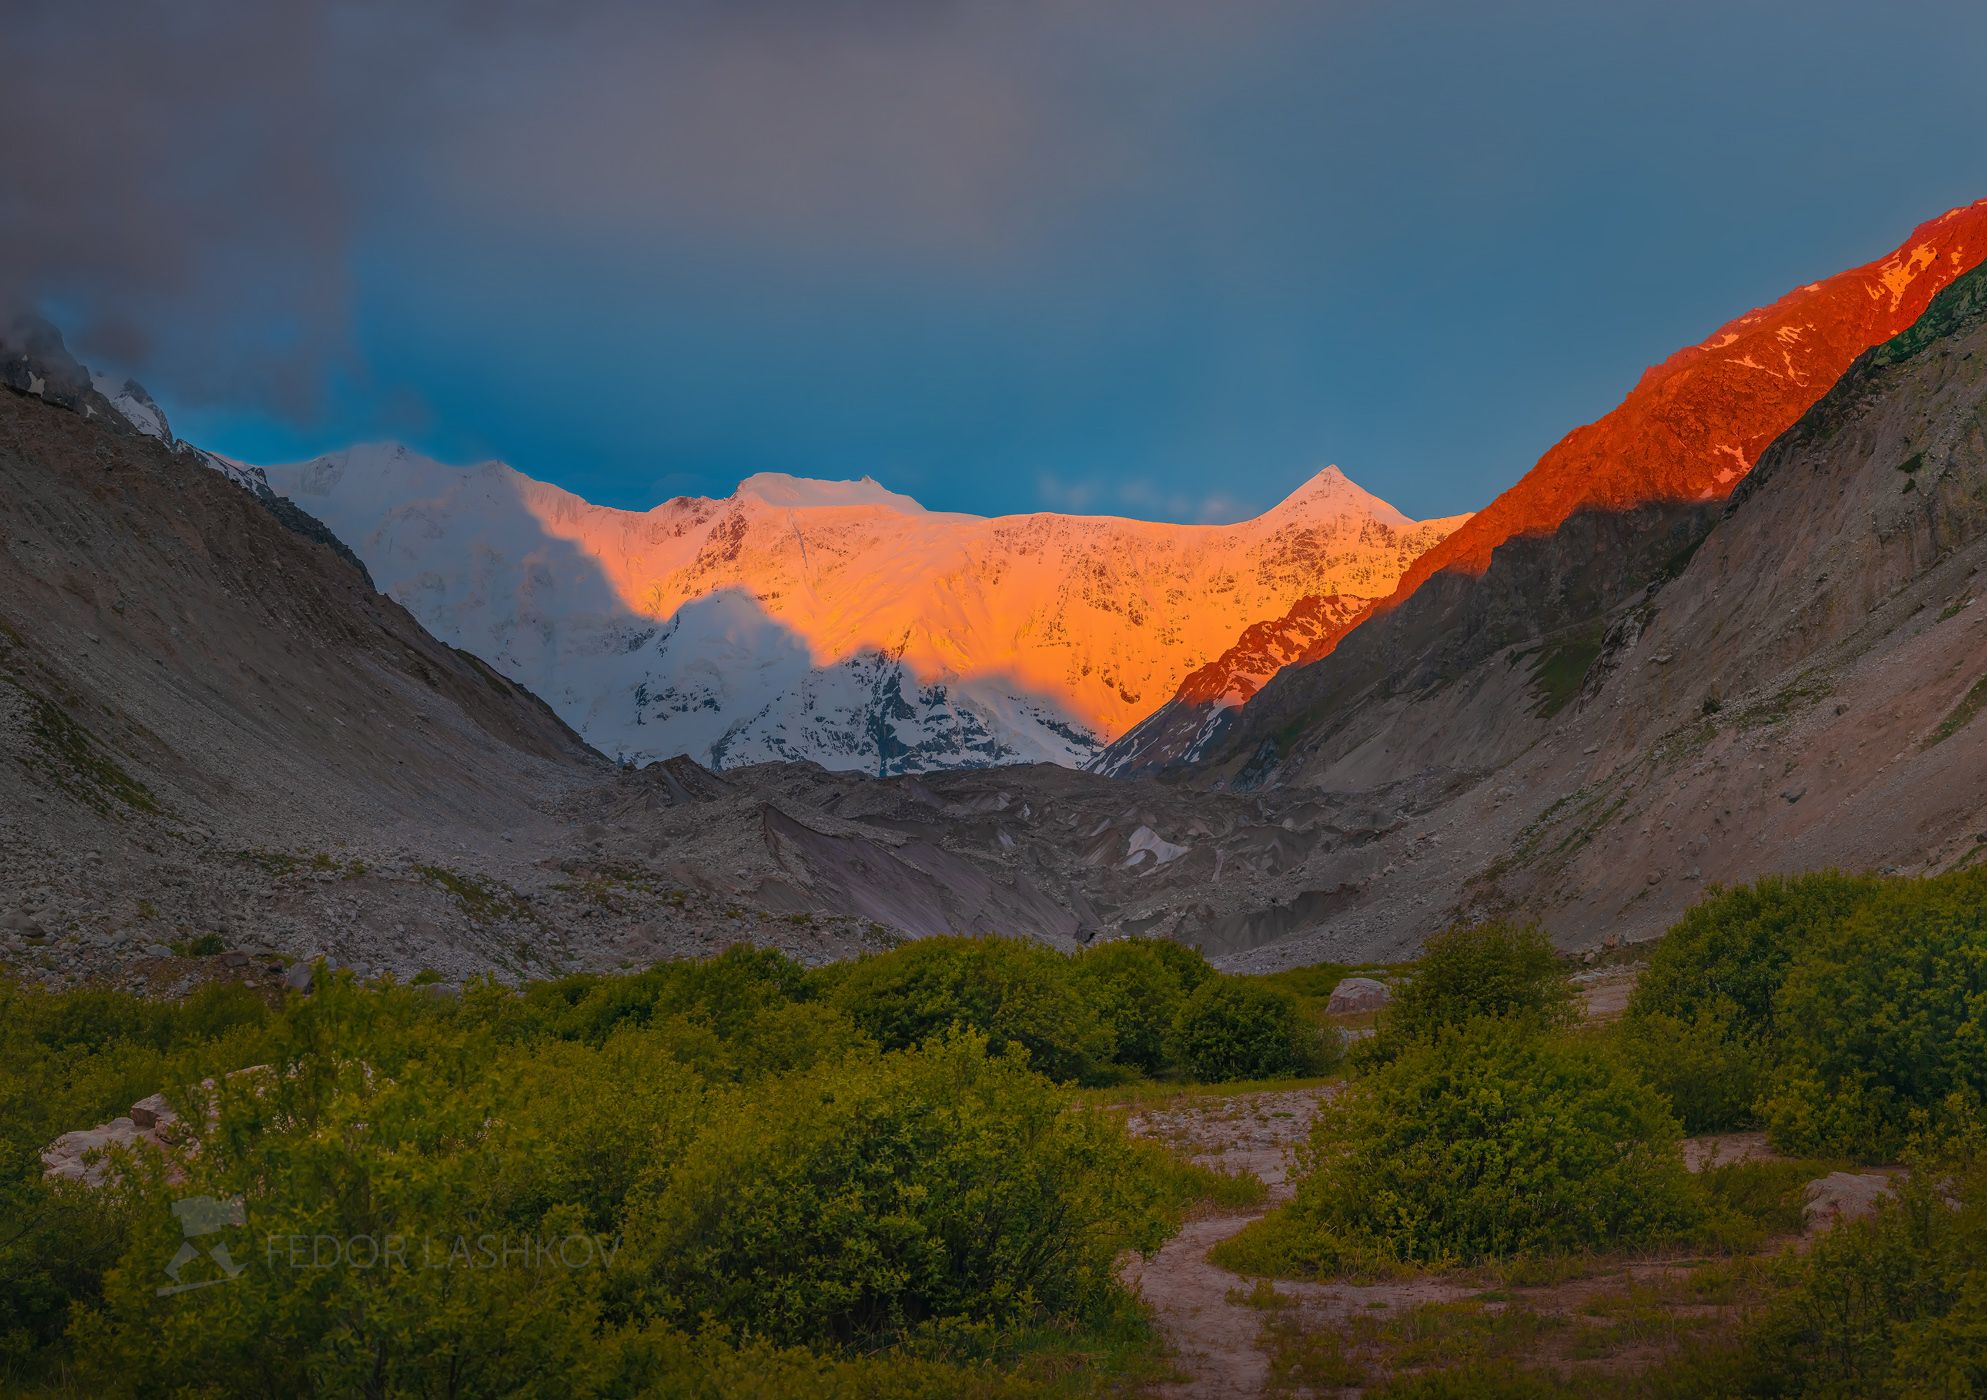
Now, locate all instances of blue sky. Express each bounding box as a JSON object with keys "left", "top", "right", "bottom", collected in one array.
[{"left": 19, "top": 1, "right": 1987, "bottom": 523}]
